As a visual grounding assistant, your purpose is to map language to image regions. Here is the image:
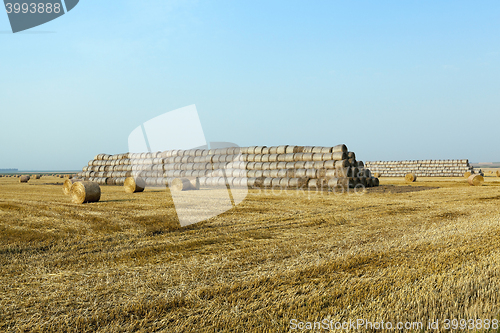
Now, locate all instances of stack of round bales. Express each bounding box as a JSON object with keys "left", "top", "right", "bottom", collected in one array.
[
  {"left": 76, "top": 145, "right": 379, "bottom": 191},
  {"left": 365, "top": 160, "right": 474, "bottom": 177}
]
